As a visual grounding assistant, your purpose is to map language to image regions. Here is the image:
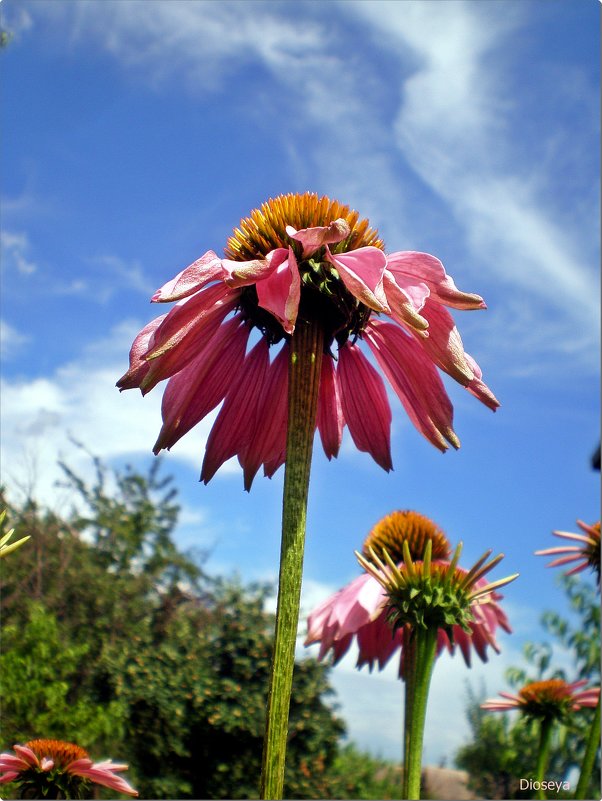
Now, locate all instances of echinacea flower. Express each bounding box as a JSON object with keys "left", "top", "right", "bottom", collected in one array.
[
  {"left": 305, "top": 510, "right": 513, "bottom": 677},
  {"left": 0, "top": 739, "right": 138, "bottom": 799},
  {"left": 482, "top": 680, "right": 600, "bottom": 800},
  {"left": 535, "top": 520, "right": 600, "bottom": 583},
  {"left": 481, "top": 679, "right": 600, "bottom": 720},
  {"left": 117, "top": 193, "right": 499, "bottom": 489}
]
